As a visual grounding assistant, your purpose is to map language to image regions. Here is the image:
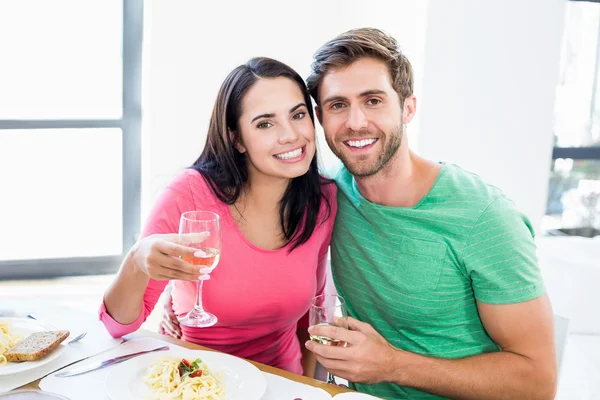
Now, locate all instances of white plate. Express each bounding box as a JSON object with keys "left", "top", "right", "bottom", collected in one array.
[
  {"left": 105, "top": 348, "right": 267, "bottom": 400},
  {"left": 264, "top": 373, "right": 331, "bottom": 400},
  {"left": 0, "top": 317, "right": 66, "bottom": 376},
  {"left": 0, "top": 389, "right": 70, "bottom": 399}
]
